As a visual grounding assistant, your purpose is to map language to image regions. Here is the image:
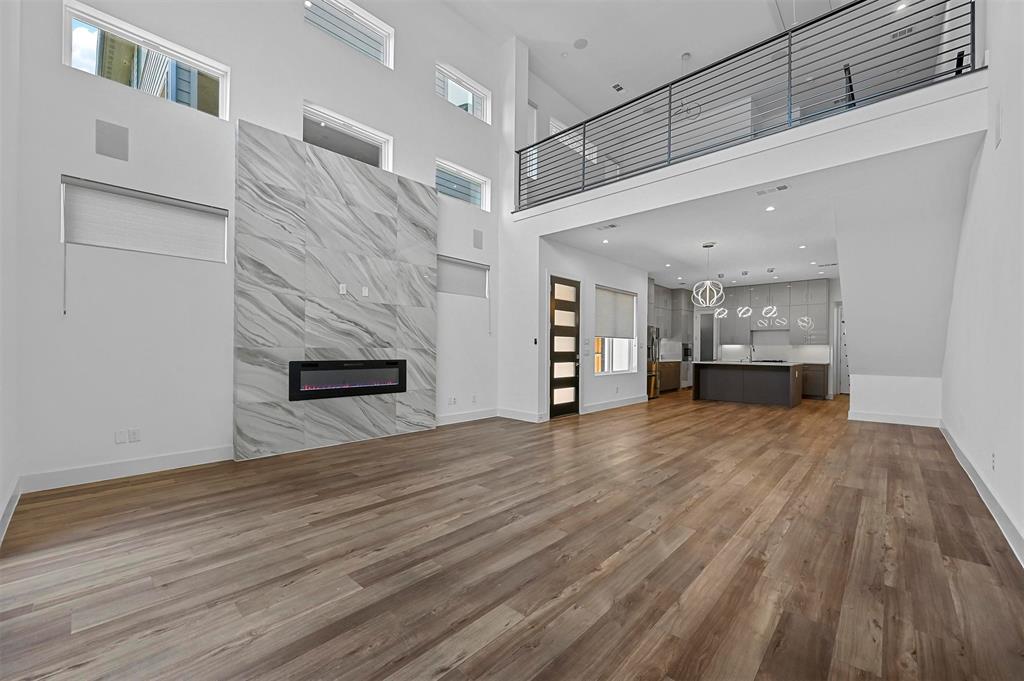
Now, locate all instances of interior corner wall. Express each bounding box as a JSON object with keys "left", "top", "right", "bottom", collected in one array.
[
  {"left": 233, "top": 121, "right": 438, "bottom": 459},
  {"left": 942, "top": 0, "right": 1024, "bottom": 551},
  {"left": 7, "top": 0, "right": 505, "bottom": 491},
  {"left": 1, "top": 0, "right": 23, "bottom": 523},
  {"left": 528, "top": 71, "right": 588, "bottom": 133},
  {"left": 540, "top": 239, "right": 649, "bottom": 415}
]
